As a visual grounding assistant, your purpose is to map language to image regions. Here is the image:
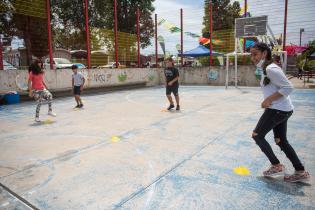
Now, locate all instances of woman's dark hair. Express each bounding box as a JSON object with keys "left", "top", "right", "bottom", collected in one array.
[
  {"left": 30, "top": 59, "right": 44, "bottom": 75},
  {"left": 252, "top": 42, "right": 272, "bottom": 85}
]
